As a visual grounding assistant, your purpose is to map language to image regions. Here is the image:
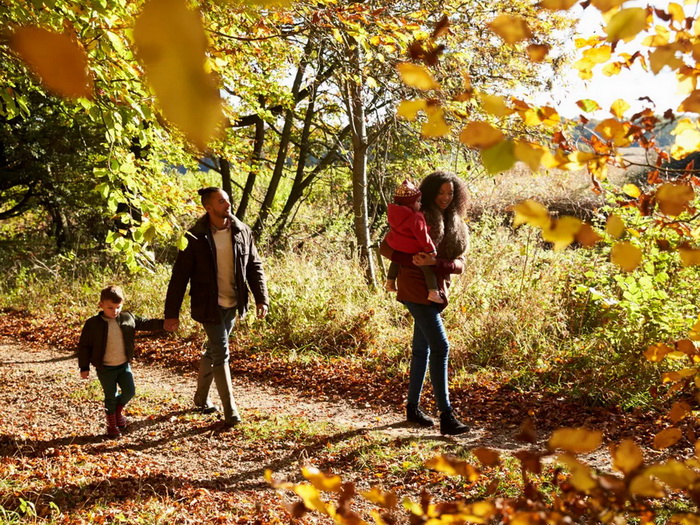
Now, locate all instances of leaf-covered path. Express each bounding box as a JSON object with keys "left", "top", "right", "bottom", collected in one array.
[{"left": 0, "top": 336, "right": 520, "bottom": 523}]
